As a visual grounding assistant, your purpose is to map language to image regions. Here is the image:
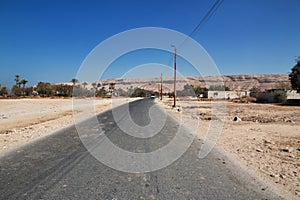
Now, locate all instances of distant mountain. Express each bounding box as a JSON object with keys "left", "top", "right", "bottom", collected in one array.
[{"left": 94, "top": 74, "right": 290, "bottom": 92}]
